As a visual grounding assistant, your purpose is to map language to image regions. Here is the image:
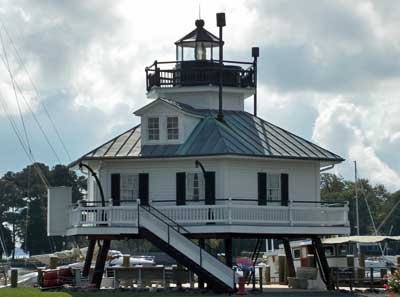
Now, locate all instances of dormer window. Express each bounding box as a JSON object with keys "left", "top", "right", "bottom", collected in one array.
[
  {"left": 148, "top": 117, "right": 159, "bottom": 140},
  {"left": 167, "top": 116, "right": 179, "bottom": 140}
]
